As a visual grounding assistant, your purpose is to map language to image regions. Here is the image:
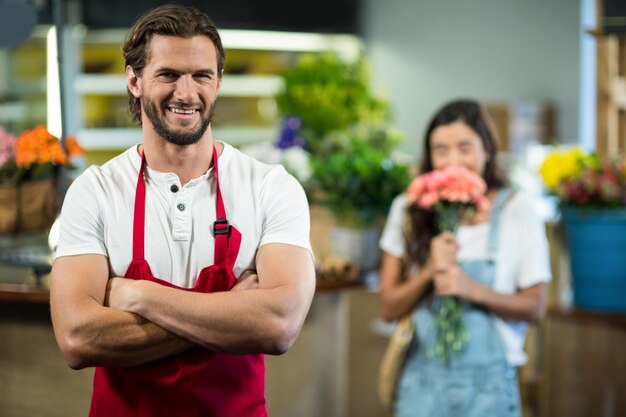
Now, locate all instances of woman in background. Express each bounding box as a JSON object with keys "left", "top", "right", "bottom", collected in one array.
[{"left": 378, "top": 99, "right": 551, "bottom": 417}]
